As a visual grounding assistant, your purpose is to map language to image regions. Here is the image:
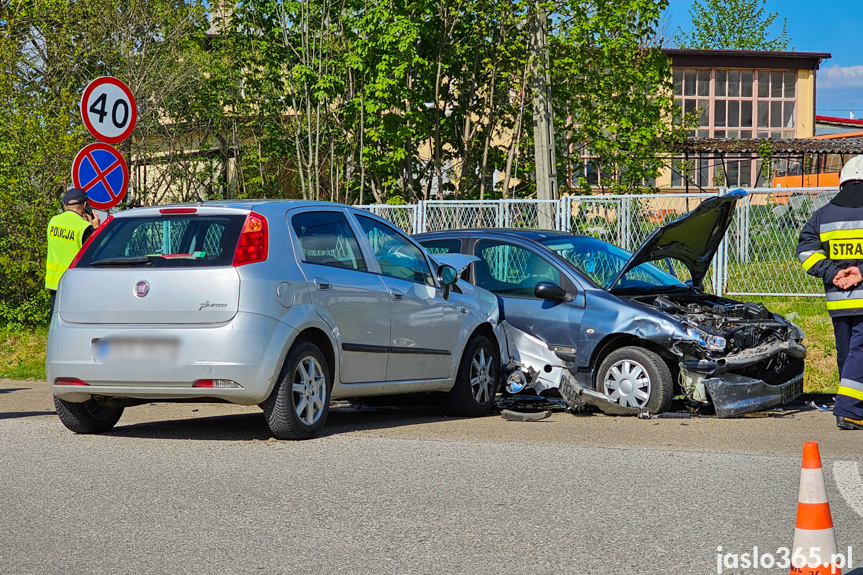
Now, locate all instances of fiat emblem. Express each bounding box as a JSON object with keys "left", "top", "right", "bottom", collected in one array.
[{"left": 134, "top": 280, "right": 150, "bottom": 298}]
